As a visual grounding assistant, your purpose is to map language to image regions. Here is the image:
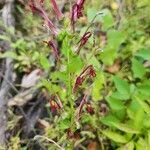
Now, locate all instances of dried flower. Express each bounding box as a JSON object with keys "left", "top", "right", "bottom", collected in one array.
[
  {"left": 49, "top": 94, "right": 63, "bottom": 115},
  {"left": 51, "top": 0, "right": 63, "bottom": 19},
  {"left": 50, "top": 100, "right": 59, "bottom": 112},
  {"left": 73, "top": 65, "right": 96, "bottom": 93},
  {"left": 88, "top": 65, "right": 96, "bottom": 77},
  {"left": 71, "top": 0, "right": 86, "bottom": 31},
  {"left": 29, "top": 0, "right": 58, "bottom": 35},
  {"left": 86, "top": 103, "right": 94, "bottom": 114},
  {"left": 76, "top": 32, "right": 92, "bottom": 54}
]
